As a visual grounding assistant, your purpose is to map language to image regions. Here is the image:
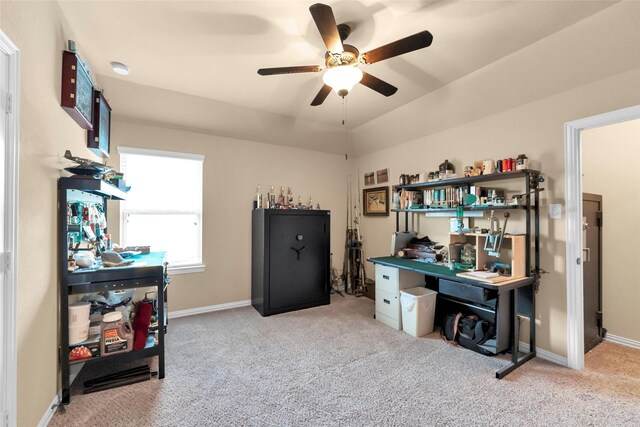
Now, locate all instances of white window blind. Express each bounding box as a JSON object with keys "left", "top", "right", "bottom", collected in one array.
[{"left": 119, "top": 147, "right": 204, "bottom": 269}]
